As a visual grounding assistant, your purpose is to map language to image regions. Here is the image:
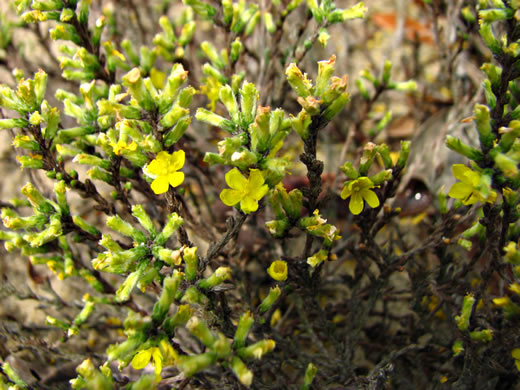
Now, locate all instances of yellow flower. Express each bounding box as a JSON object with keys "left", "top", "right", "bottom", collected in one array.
[
  {"left": 340, "top": 177, "right": 379, "bottom": 215},
  {"left": 110, "top": 139, "right": 138, "bottom": 156},
  {"left": 200, "top": 76, "right": 223, "bottom": 110},
  {"left": 267, "top": 260, "right": 288, "bottom": 281},
  {"left": 448, "top": 164, "right": 496, "bottom": 205},
  {"left": 513, "top": 348, "right": 520, "bottom": 372},
  {"left": 131, "top": 347, "right": 163, "bottom": 382},
  {"left": 145, "top": 150, "right": 185, "bottom": 194},
  {"left": 220, "top": 168, "right": 269, "bottom": 214}
]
